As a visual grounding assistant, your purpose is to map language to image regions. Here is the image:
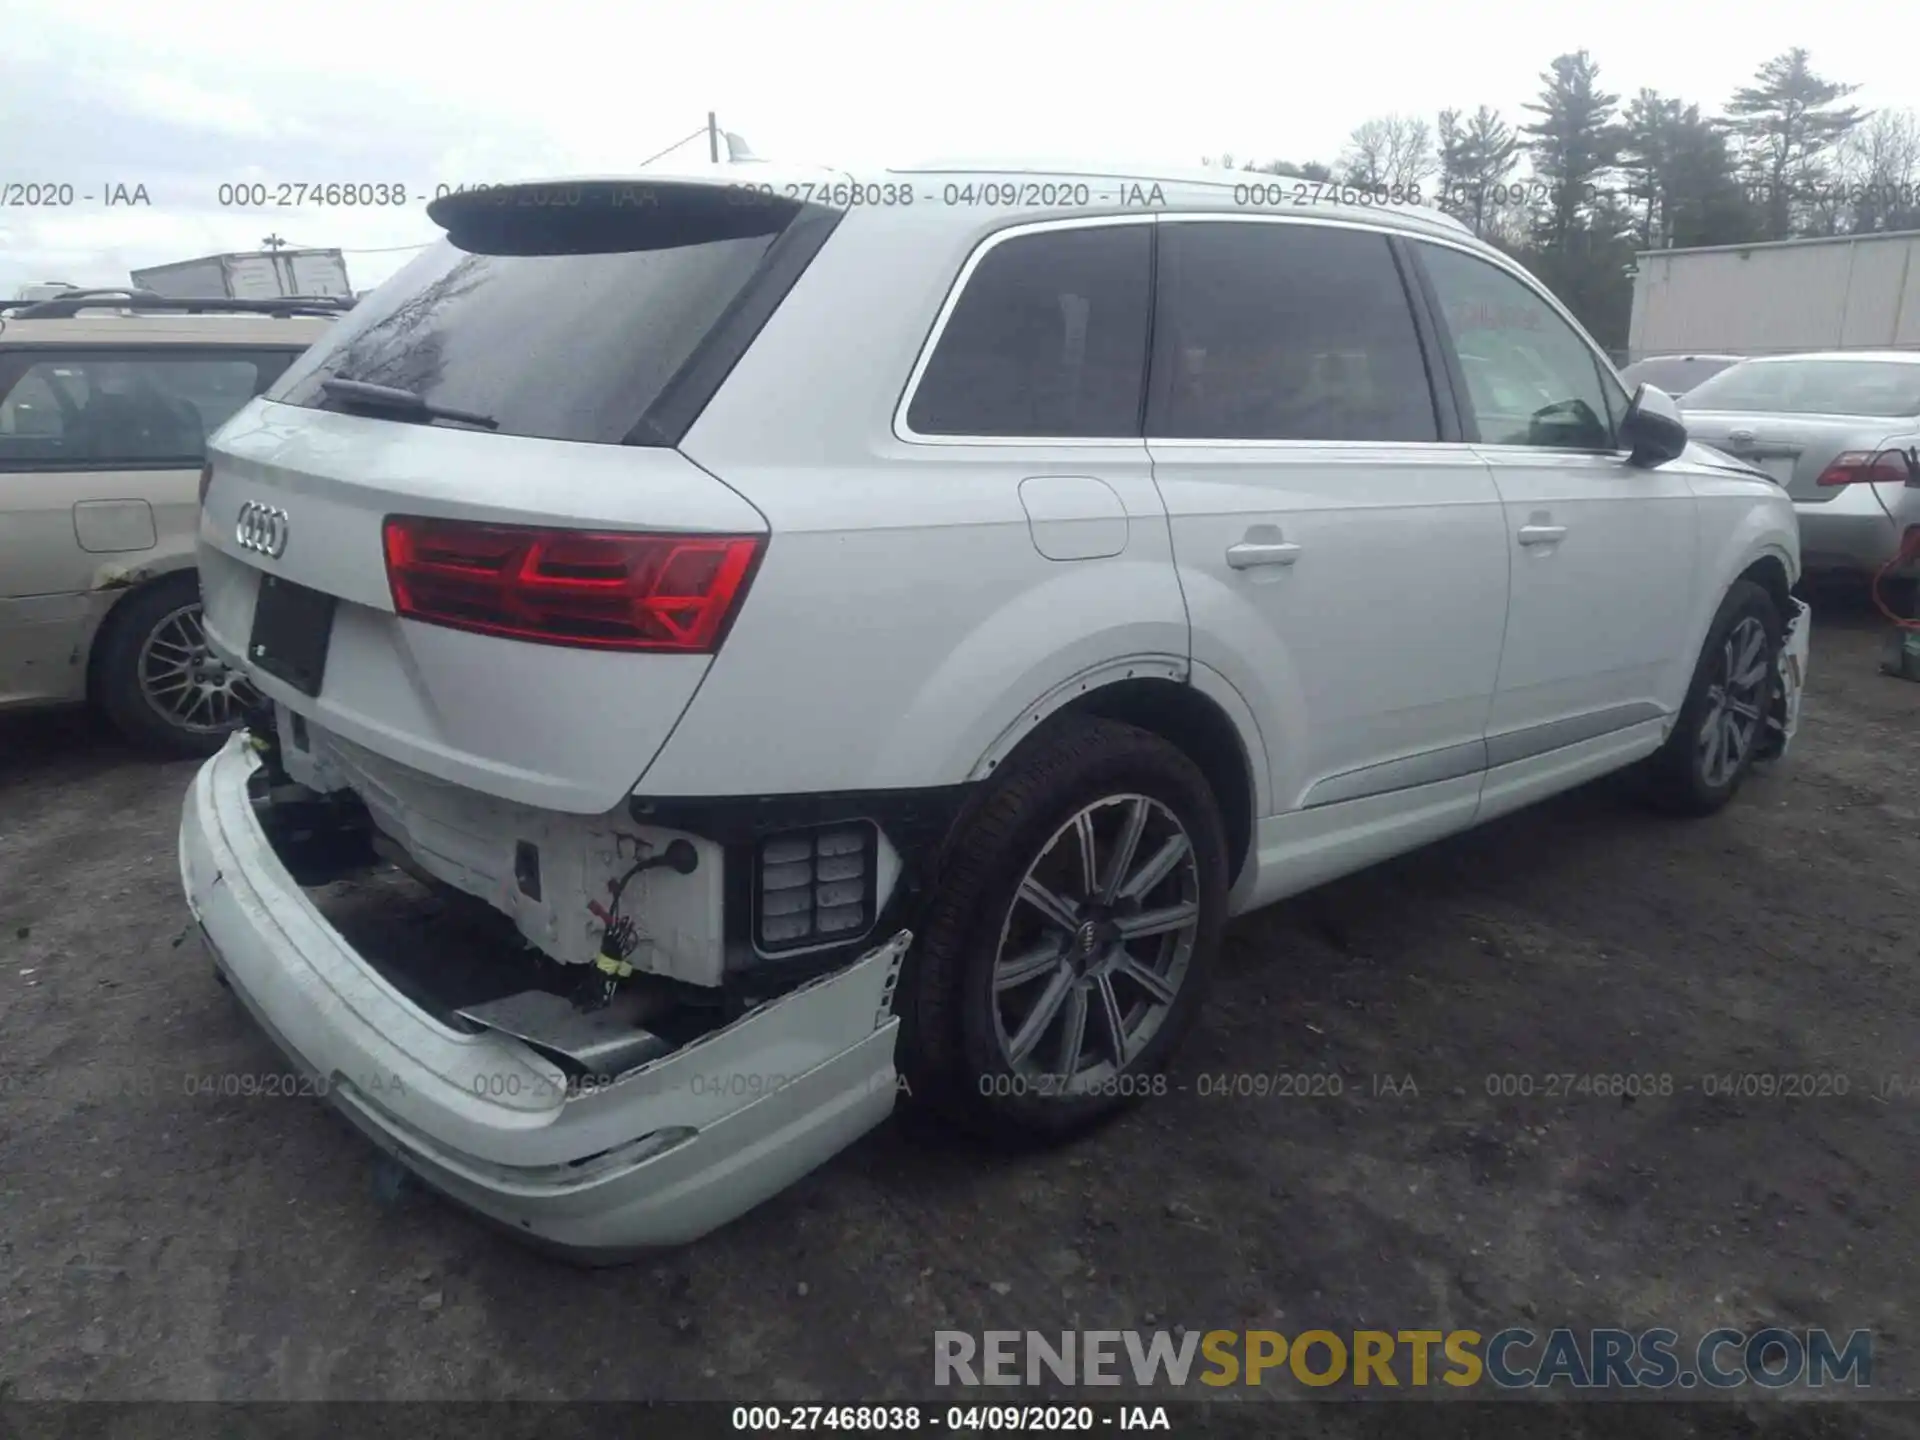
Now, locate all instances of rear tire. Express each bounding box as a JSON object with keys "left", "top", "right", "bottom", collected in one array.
[
  {"left": 899, "top": 715, "right": 1229, "bottom": 1143},
  {"left": 1639, "top": 579, "right": 1782, "bottom": 817},
  {"left": 93, "top": 574, "right": 259, "bottom": 759}
]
